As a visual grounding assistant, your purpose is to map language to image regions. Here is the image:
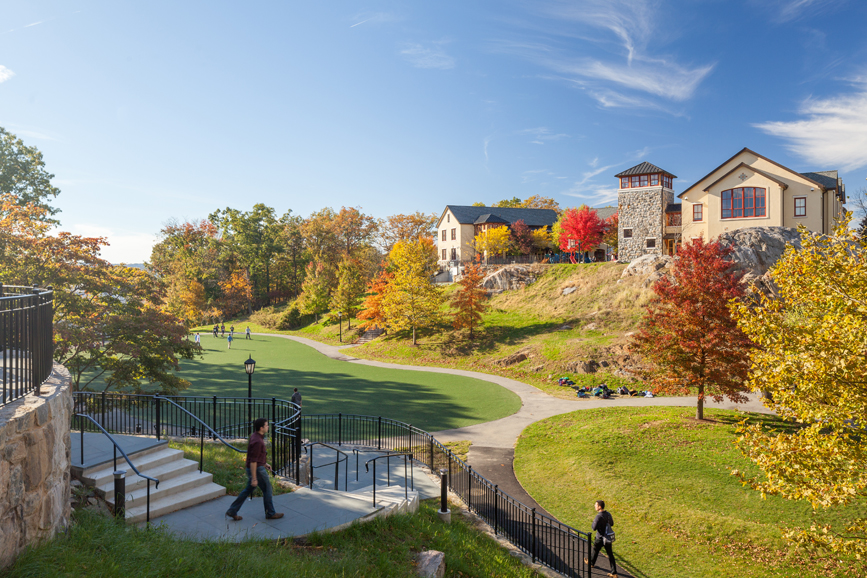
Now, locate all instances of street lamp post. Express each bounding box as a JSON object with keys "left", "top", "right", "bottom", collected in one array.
[
  {"left": 338, "top": 312, "right": 342, "bottom": 343},
  {"left": 245, "top": 356, "right": 256, "bottom": 434}
]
